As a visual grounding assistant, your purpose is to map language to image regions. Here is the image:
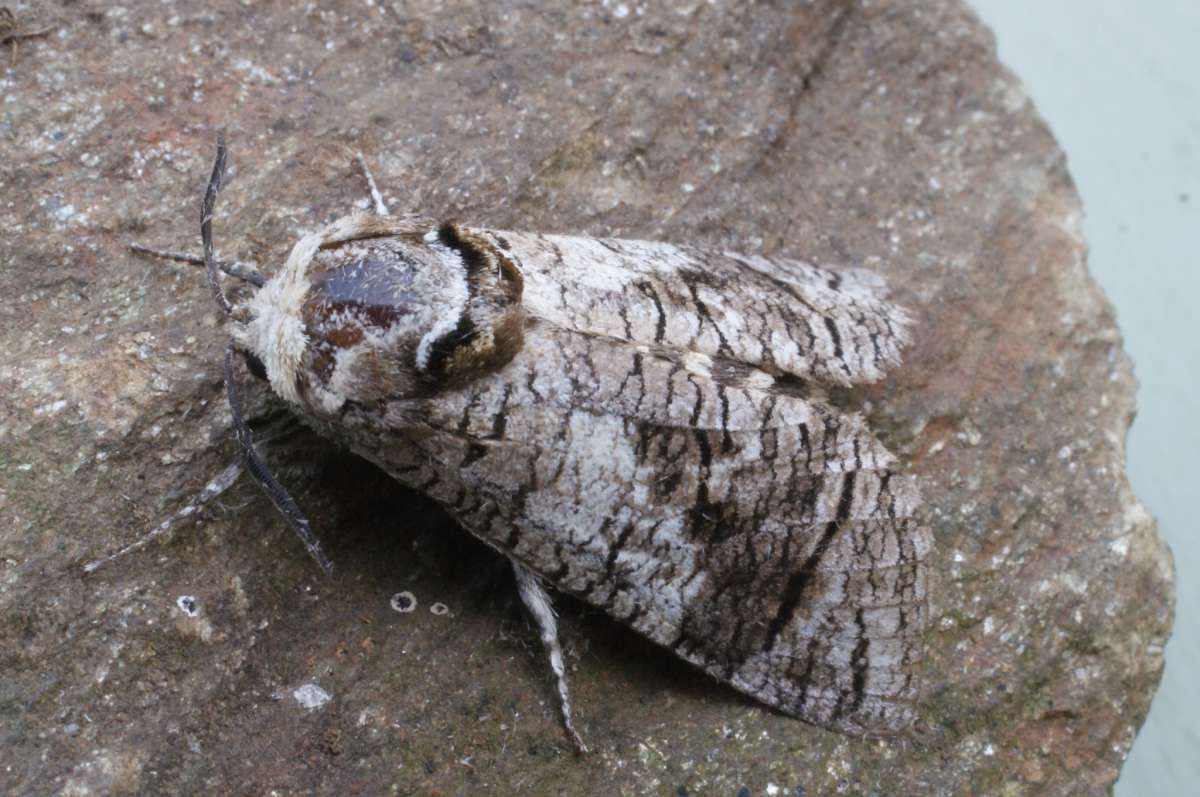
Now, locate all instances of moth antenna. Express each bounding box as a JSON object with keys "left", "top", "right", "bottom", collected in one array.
[
  {"left": 129, "top": 243, "right": 265, "bottom": 287},
  {"left": 224, "top": 344, "right": 334, "bottom": 575},
  {"left": 202, "top": 133, "right": 233, "bottom": 315},
  {"left": 81, "top": 462, "right": 244, "bottom": 574},
  {"left": 512, "top": 560, "right": 588, "bottom": 754},
  {"left": 354, "top": 151, "right": 390, "bottom": 215}
]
